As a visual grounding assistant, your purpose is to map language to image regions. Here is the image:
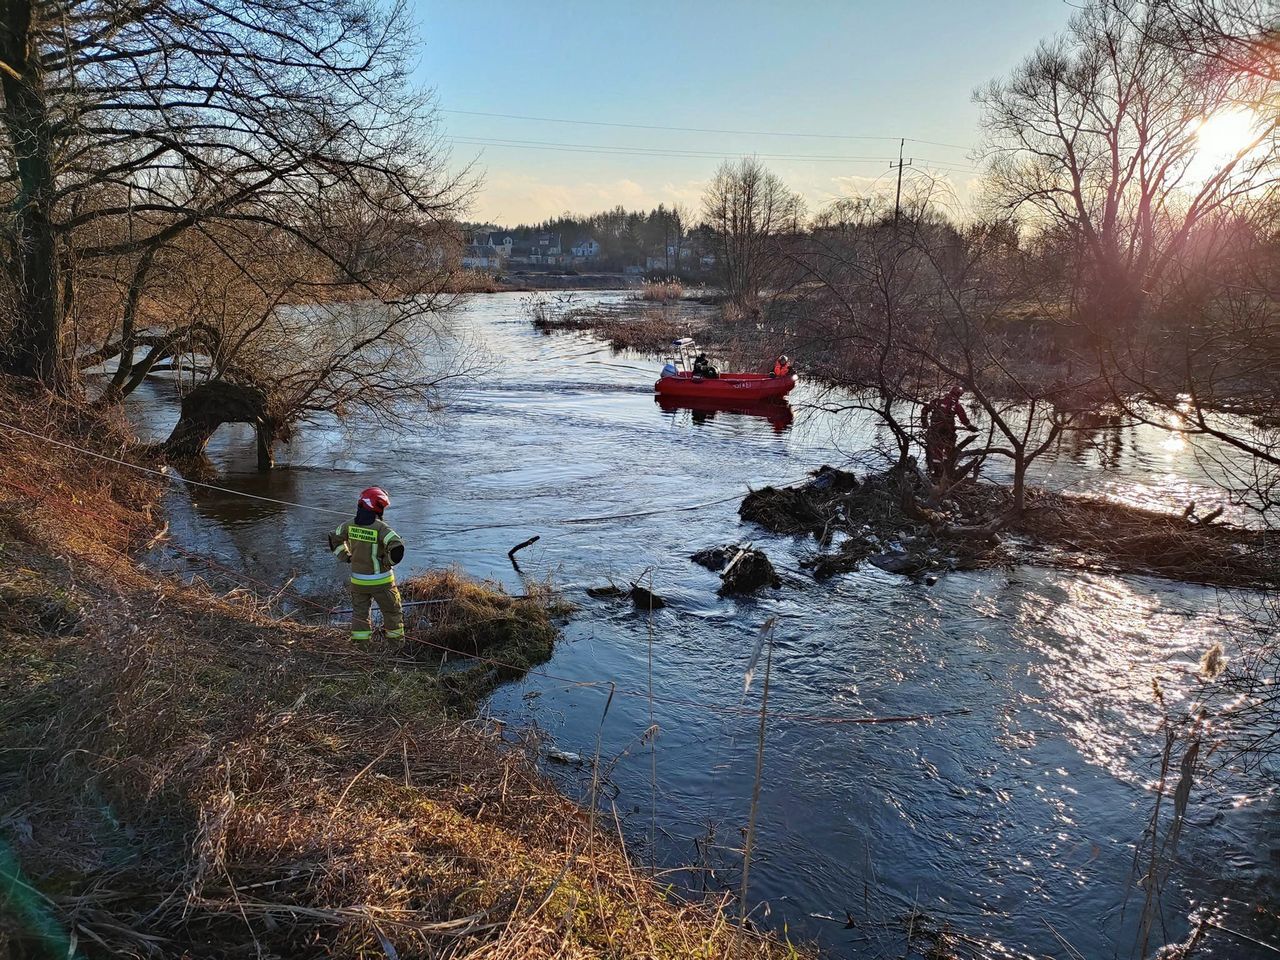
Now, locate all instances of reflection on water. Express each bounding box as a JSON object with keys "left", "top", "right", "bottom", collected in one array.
[
  {"left": 655, "top": 394, "right": 795, "bottom": 433},
  {"left": 127, "top": 292, "right": 1278, "bottom": 958}
]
